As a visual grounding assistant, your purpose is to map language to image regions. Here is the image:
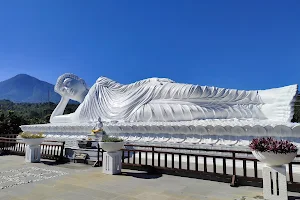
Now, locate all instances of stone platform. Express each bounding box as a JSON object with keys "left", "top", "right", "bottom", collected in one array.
[
  {"left": 1, "top": 155, "right": 300, "bottom": 200},
  {"left": 20, "top": 119, "right": 300, "bottom": 150}
]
